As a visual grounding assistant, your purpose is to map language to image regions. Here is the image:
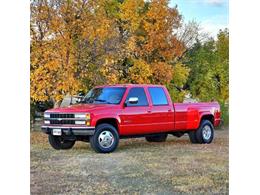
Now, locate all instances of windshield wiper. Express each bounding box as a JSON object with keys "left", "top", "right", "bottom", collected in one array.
[
  {"left": 94, "top": 99, "right": 106, "bottom": 102},
  {"left": 94, "top": 99, "right": 113, "bottom": 104}
]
